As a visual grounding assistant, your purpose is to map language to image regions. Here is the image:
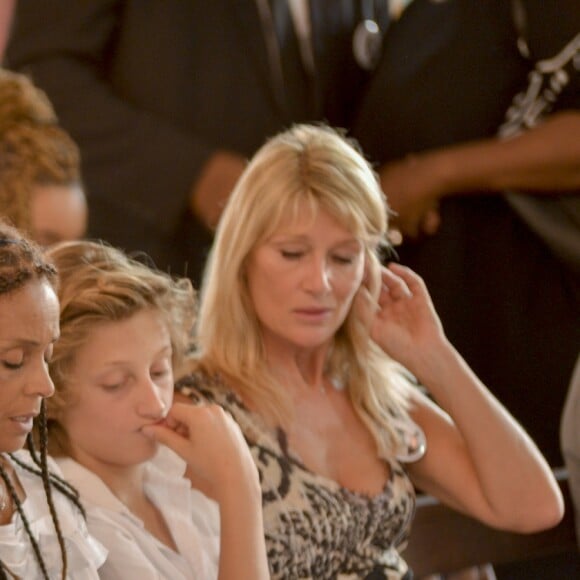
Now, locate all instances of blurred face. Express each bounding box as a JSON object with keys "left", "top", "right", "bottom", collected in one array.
[
  {"left": 0, "top": 280, "right": 59, "bottom": 452},
  {"left": 29, "top": 183, "right": 87, "bottom": 246},
  {"left": 62, "top": 309, "right": 174, "bottom": 471},
  {"left": 246, "top": 203, "right": 365, "bottom": 354}
]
